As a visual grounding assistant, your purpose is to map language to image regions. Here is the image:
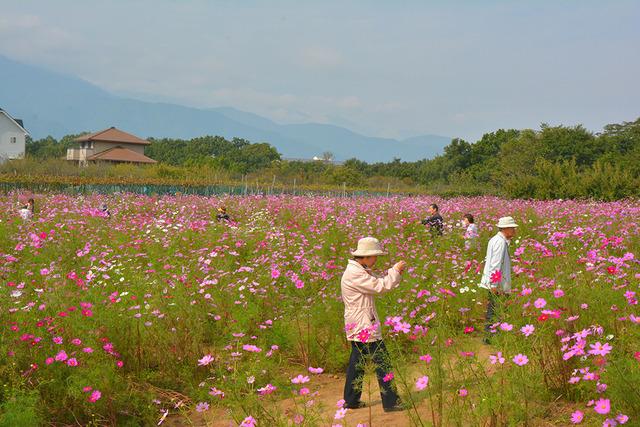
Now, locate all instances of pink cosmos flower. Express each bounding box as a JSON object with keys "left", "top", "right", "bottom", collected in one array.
[
  {"left": 383, "top": 372, "right": 394, "bottom": 382},
  {"left": 357, "top": 329, "right": 371, "bottom": 342},
  {"left": 88, "top": 390, "right": 101, "bottom": 402},
  {"left": 240, "top": 416, "right": 257, "bottom": 427},
  {"left": 257, "top": 383, "right": 277, "bottom": 395},
  {"left": 512, "top": 354, "right": 529, "bottom": 366},
  {"left": 521, "top": 324, "right": 535, "bottom": 337},
  {"left": 499, "top": 322, "right": 513, "bottom": 331},
  {"left": 195, "top": 402, "right": 209, "bottom": 412},
  {"left": 458, "top": 388, "right": 468, "bottom": 397},
  {"left": 299, "top": 387, "right": 310, "bottom": 396},
  {"left": 489, "top": 352, "right": 505, "bottom": 365},
  {"left": 45, "top": 357, "right": 54, "bottom": 365},
  {"left": 82, "top": 386, "right": 92, "bottom": 393},
  {"left": 336, "top": 399, "right": 346, "bottom": 408},
  {"left": 308, "top": 366, "right": 324, "bottom": 374},
  {"left": 198, "top": 354, "right": 214, "bottom": 366},
  {"left": 271, "top": 268, "right": 280, "bottom": 279},
  {"left": 67, "top": 358, "right": 78, "bottom": 367},
  {"left": 588, "top": 342, "right": 612, "bottom": 357},
  {"left": 534, "top": 298, "right": 547, "bottom": 309},
  {"left": 291, "top": 375, "right": 310, "bottom": 384},
  {"left": 570, "top": 410, "right": 584, "bottom": 423},
  {"left": 54, "top": 350, "right": 68, "bottom": 362},
  {"left": 419, "top": 354, "right": 433, "bottom": 364},
  {"left": 553, "top": 289, "right": 565, "bottom": 298},
  {"left": 415, "top": 376, "right": 429, "bottom": 391},
  {"left": 53, "top": 336, "right": 63, "bottom": 344},
  {"left": 616, "top": 414, "right": 629, "bottom": 424},
  {"left": 209, "top": 387, "right": 225, "bottom": 398},
  {"left": 594, "top": 398, "right": 610, "bottom": 415},
  {"left": 334, "top": 408, "right": 348, "bottom": 420}
]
